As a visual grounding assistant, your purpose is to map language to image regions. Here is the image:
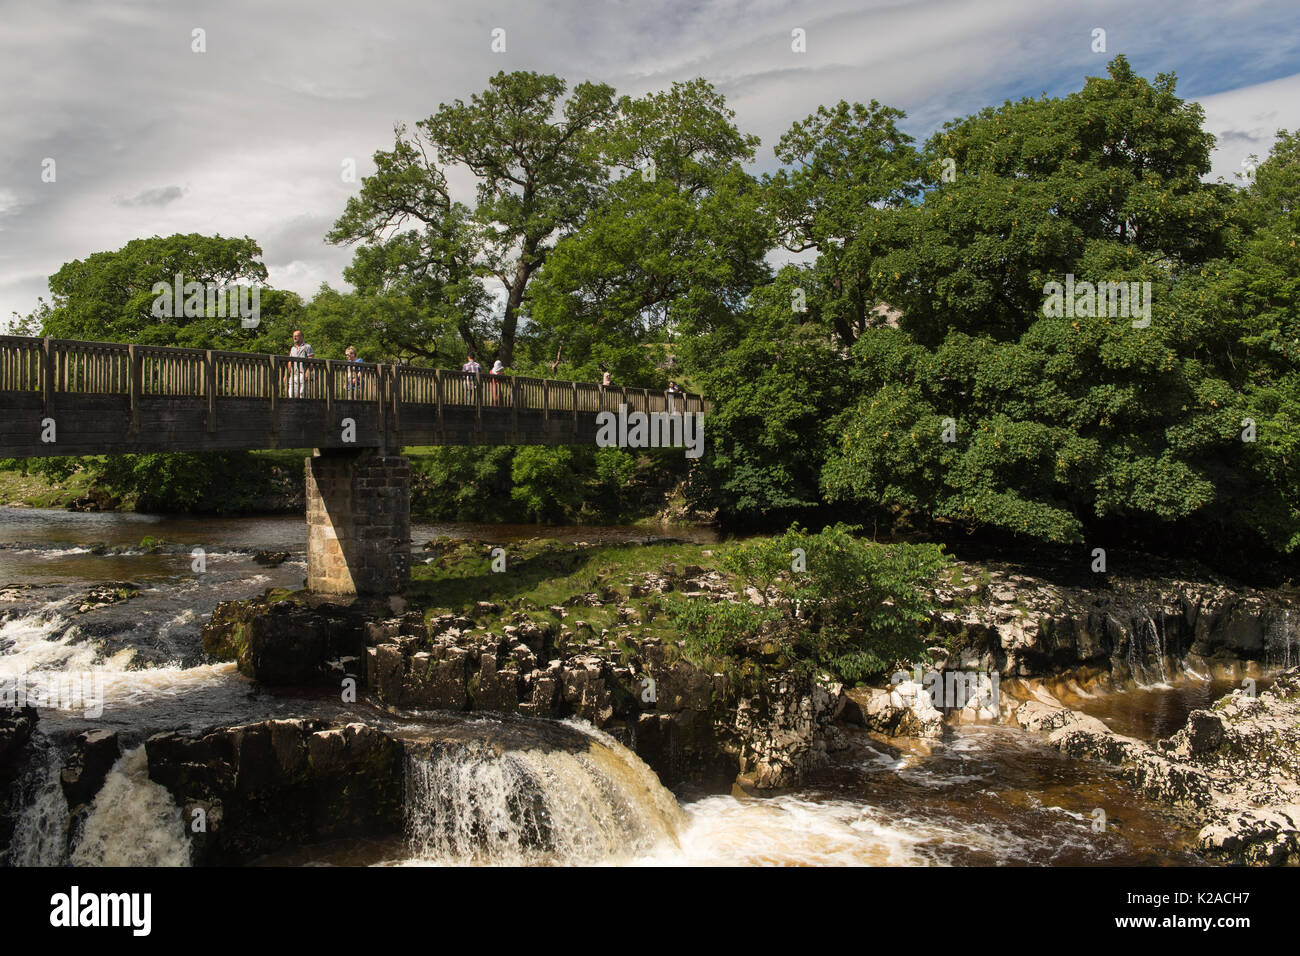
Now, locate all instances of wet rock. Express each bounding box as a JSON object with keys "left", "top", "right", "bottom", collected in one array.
[
  {"left": 202, "top": 596, "right": 367, "bottom": 685},
  {"left": 59, "top": 730, "right": 121, "bottom": 810},
  {"left": 728, "top": 677, "right": 844, "bottom": 788},
  {"left": 1021, "top": 668, "right": 1300, "bottom": 864},
  {"left": 76, "top": 582, "right": 140, "bottom": 614},
  {"left": 146, "top": 718, "right": 404, "bottom": 866},
  {"left": 253, "top": 551, "right": 290, "bottom": 567},
  {"left": 844, "top": 682, "right": 945, "bottom": 739},
  {"left": 0, "top": 706, "right": 38, "bottom": 855}
]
